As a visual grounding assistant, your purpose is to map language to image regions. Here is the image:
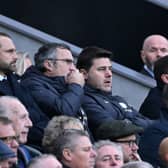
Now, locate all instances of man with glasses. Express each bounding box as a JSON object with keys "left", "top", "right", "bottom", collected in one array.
[
  {"left": 95, "top": 120, "right": 143, "bottom": 163},
  {"left": 21, "top": 43, "right": 87, "bottom": 129},
  {"left": 0, "top": 117, "right": 19, "bottom": 166}
]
